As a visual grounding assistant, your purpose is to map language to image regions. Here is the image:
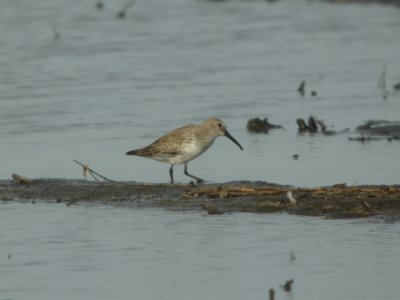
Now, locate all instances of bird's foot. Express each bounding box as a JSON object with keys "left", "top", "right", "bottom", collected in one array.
[{"left": 187, "top": 179, "right": 205, "bottom": 186}]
